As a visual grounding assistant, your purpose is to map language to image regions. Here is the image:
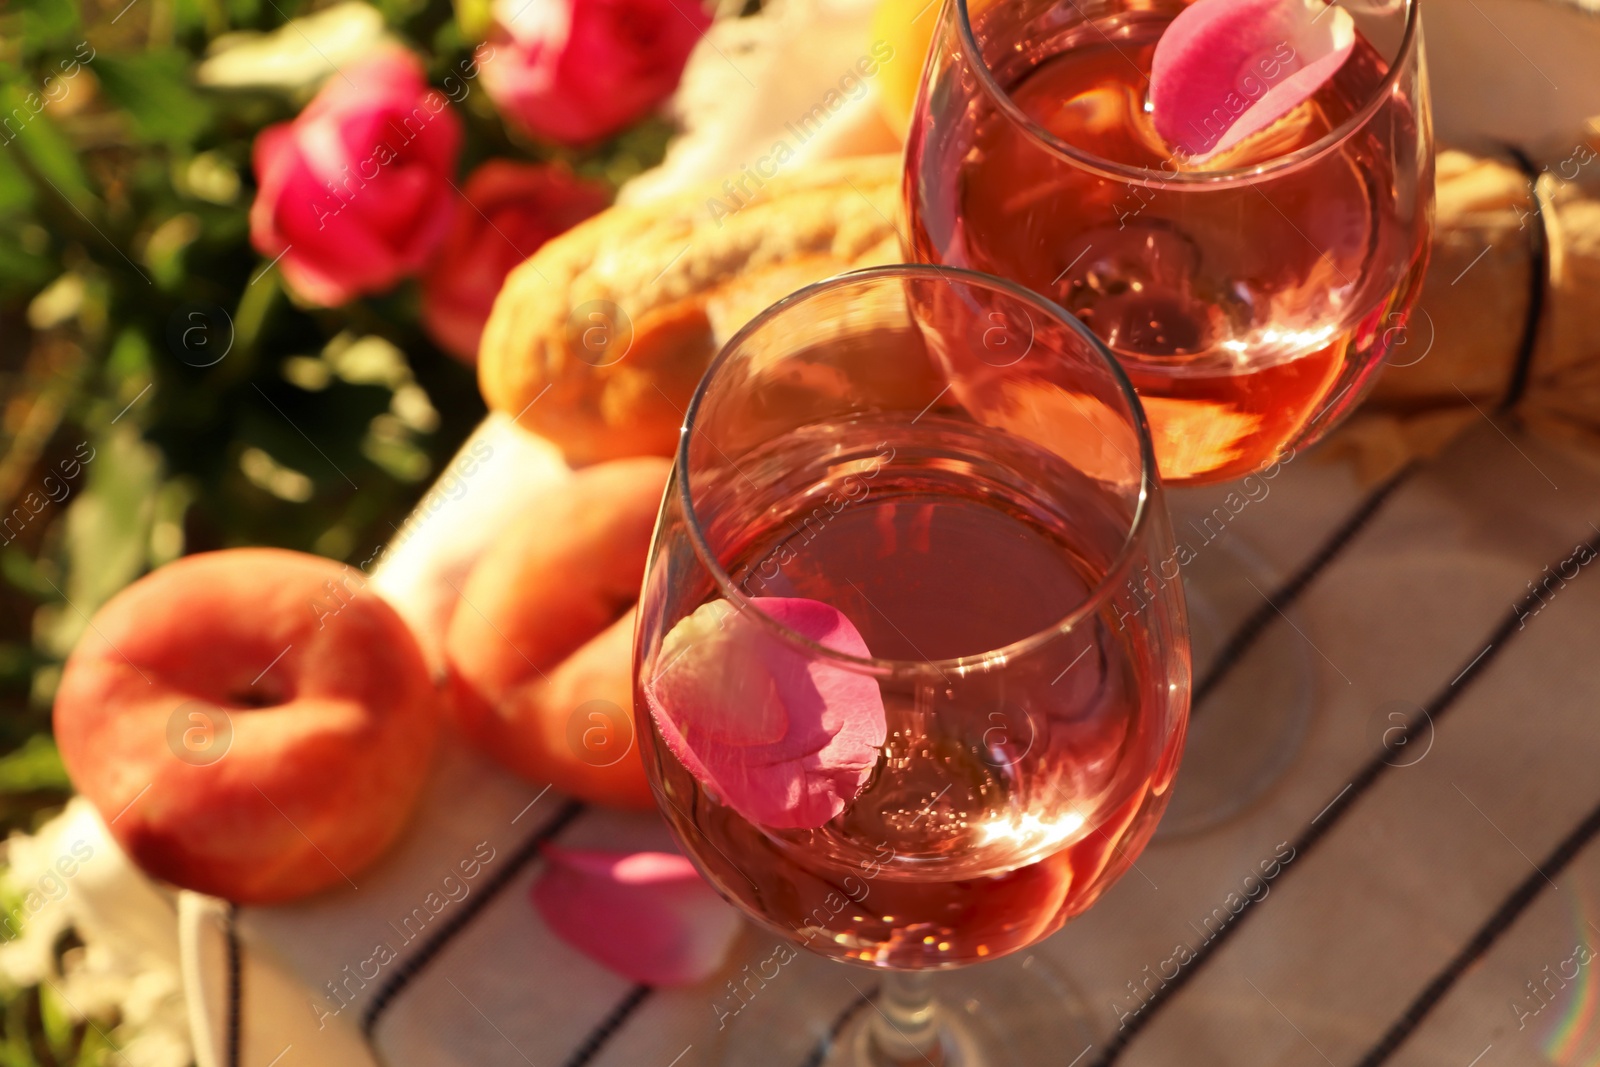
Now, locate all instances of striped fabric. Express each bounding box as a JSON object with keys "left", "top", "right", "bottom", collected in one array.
[{"left": 181, "top": 402, "right": 1600, "bottom": 1067}]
